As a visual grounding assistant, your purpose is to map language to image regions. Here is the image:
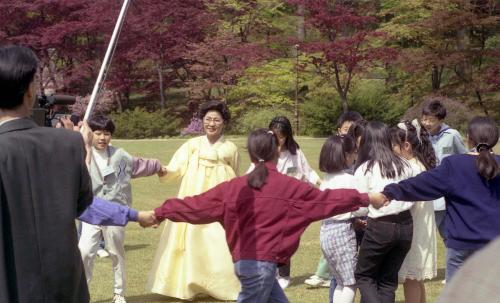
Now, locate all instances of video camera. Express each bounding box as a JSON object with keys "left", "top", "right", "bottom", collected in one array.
[{"left": 31, "top": 94, "right": 77, "bottom": 127}]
